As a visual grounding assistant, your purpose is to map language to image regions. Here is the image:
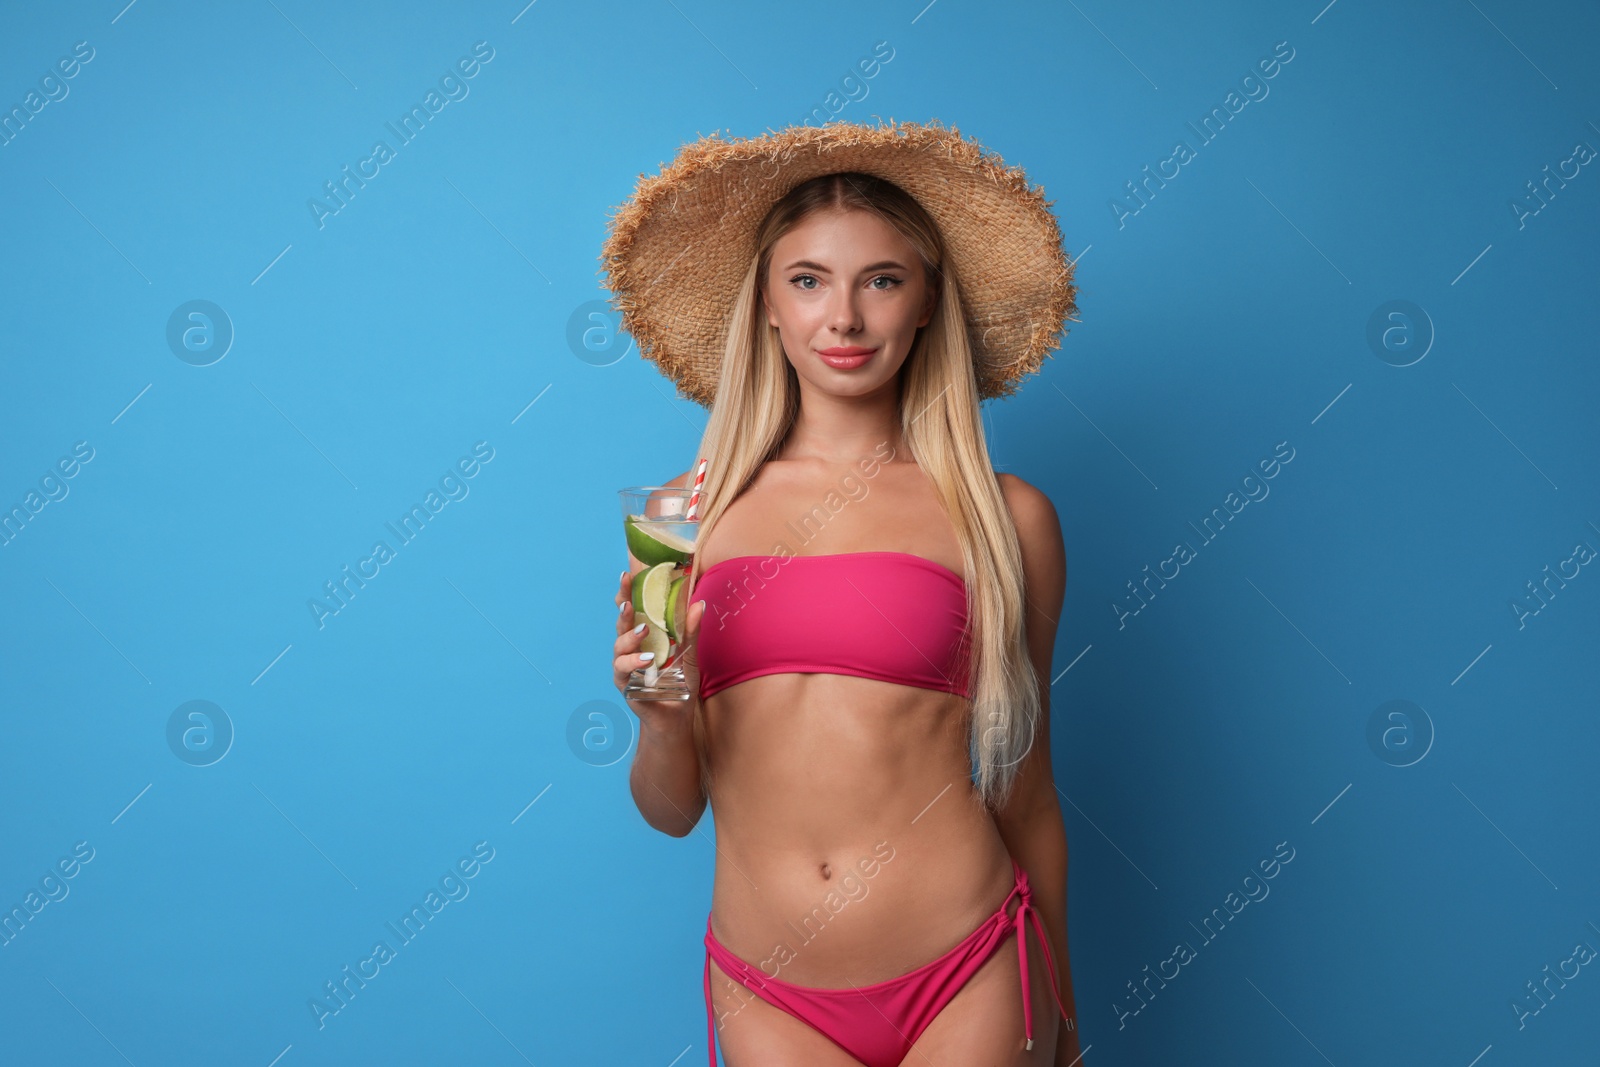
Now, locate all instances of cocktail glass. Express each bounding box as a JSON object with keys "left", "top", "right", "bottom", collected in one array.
[{"left": 619, "top": 486, "right": 699, "bottom": 701}]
